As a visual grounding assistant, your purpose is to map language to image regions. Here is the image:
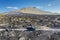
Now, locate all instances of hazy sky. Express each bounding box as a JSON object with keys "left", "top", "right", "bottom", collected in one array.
[{"left": 0, "top": 0, "right": 60, "bottom": 13}]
